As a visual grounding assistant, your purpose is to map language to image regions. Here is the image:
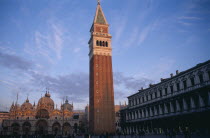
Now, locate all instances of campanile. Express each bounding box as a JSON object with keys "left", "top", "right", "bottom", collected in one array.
[{"left": 88, "top": 1, "right": 115, "bottom": 135}]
